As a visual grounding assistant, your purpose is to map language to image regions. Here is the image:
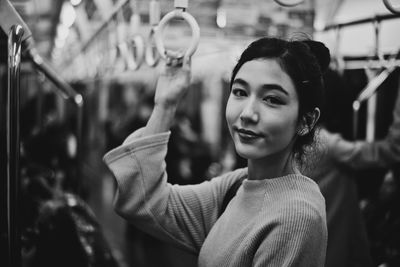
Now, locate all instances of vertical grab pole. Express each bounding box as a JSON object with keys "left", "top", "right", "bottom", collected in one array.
[
  {"left": 7, "top": 24, "right": 24, "bottom": 267},
  {"left": 75, "top": 94, "right": 84, "bottom": 196}
]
